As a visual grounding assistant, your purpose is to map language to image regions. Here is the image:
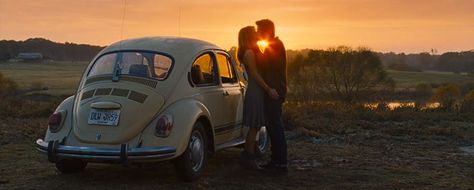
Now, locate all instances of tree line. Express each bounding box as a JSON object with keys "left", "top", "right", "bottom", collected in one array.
[
  {"left": 378, "top": 51, "right": 474, "bottom": 73},
  {"left": 0, "top": 38, "right": 104, "bottom": 61}
]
